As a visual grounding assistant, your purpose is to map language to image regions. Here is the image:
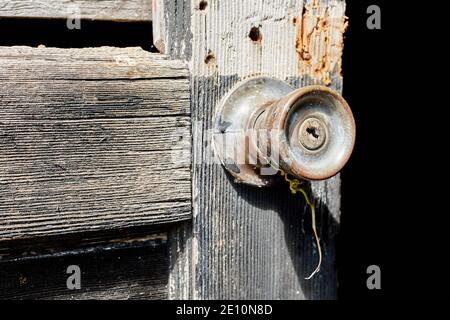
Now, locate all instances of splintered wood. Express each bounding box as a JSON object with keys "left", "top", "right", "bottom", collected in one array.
[{"left": 295, "top": 1, "right": 348, "bottom": 85}]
